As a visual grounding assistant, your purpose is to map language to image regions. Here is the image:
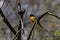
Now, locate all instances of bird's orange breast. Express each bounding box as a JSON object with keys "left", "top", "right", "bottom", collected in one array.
[{"left": 30, "top": 16, "right": 36, "bottom": 23}]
